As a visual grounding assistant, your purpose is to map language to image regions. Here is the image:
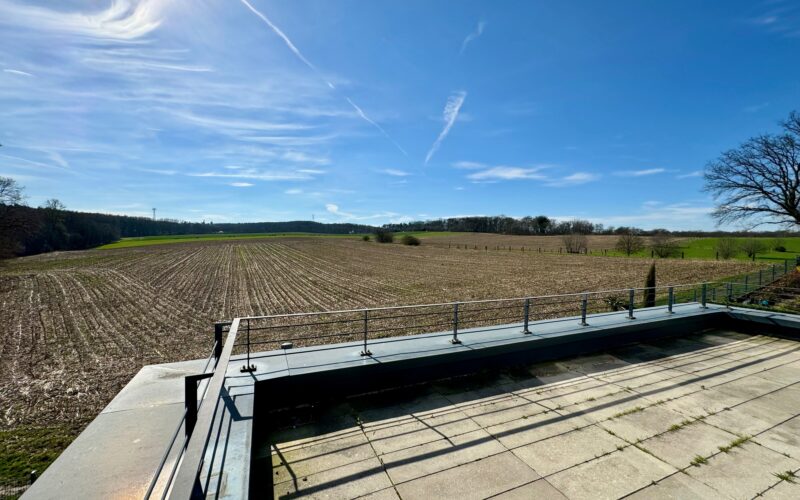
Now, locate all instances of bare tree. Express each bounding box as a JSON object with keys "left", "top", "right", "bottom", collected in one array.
[
  {"left": 0, "top": 176, "right": 32, "bottom": 259},
  {"left": 615, "top": 230, "right": 645, "bottom": 256},
  {"left": 715, "top": 237, "right": 739, "bottom": 259},
  {"left": 650, "top": 231, "right": 678, "bottom": 258},
  {"left": 704, "top": 111, "right": 800, "bottom": 227},
  {"left": 740, "top": 239, "right": 767, "bottom": 259},
  {"left": 562, "top": 233, "right": 588, "bottom": 253},
  {"left": 0, "top": 176, "right": 23, "bottom": 206}
]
